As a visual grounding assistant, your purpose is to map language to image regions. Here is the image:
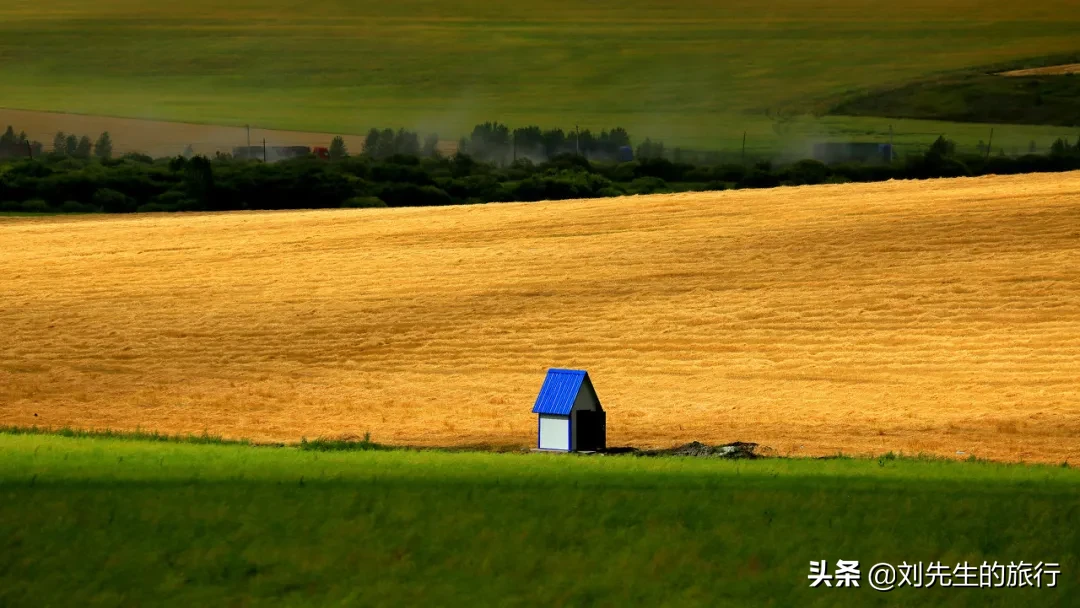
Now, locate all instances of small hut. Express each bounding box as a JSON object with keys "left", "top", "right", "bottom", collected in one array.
[{"left": 531, "top": 368, "right": 606, "bottom": 452}]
